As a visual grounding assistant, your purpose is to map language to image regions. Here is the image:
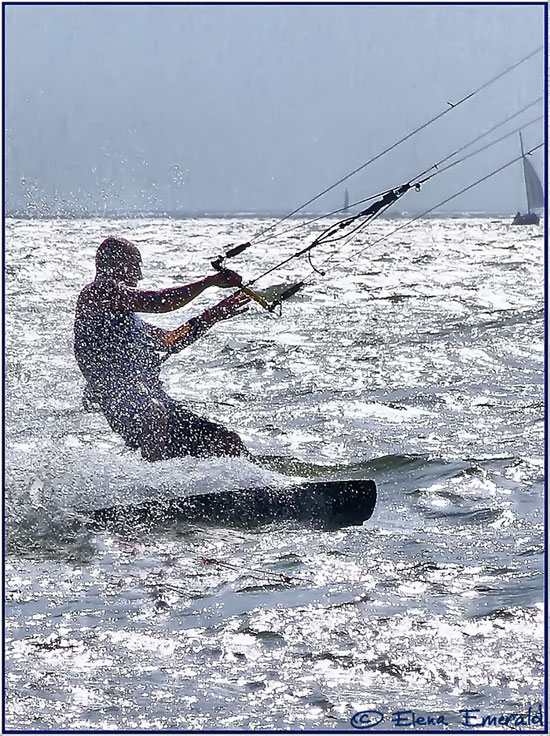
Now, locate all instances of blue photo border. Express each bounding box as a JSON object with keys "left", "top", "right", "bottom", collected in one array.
[{"left": 1, "top": 1, "right": 547, "bottom": 734}]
